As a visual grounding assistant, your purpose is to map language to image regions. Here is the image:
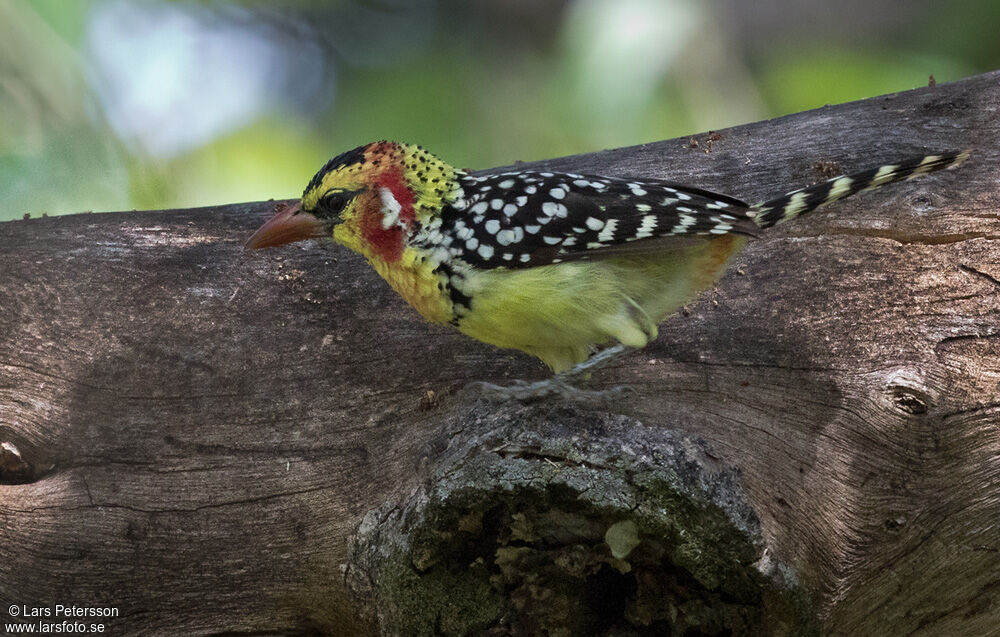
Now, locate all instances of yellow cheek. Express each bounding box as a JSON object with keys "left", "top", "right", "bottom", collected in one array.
[{"left": 332, "top": 223, "right": 362, "bottom": 253}]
